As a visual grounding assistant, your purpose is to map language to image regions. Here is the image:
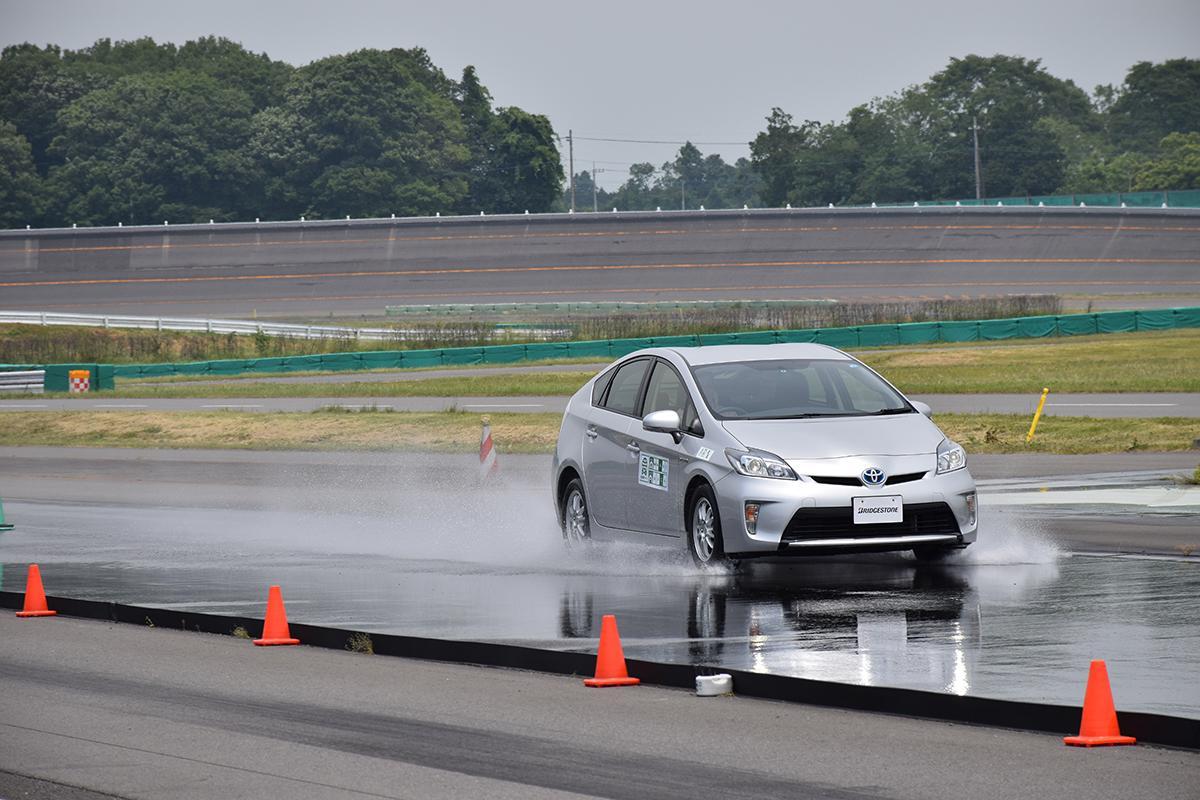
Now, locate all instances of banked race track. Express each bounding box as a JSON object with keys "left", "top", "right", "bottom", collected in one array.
[{"left": 2, "top": 206, "right": 1199, "bottom": 316}]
